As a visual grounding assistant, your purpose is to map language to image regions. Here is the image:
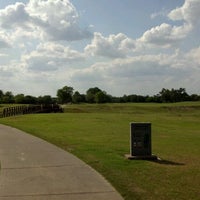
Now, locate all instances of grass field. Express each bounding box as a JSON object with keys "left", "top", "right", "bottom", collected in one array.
[{"left": 0, "top": 102, "right": 200, "bottom": 200}]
